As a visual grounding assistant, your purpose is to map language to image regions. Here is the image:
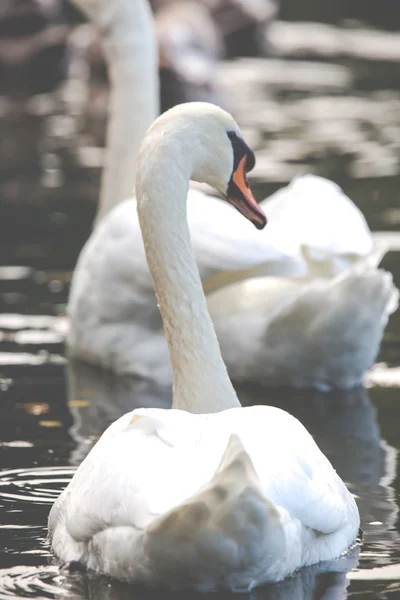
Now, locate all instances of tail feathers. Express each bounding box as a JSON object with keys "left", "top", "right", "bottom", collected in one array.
[
  {"left": 145, "top": 435, "right": 284, "bottom": 591},
  {"left": 267, "top": 265, "right": 397, "bottom": 344},
  {"left": 213, "top": 433, "right": 261, "bottom": 488},
  {"left": 386, "top": 281, "right": 400, "bottom": 320},
  {"left": 377, "top": 270, "right": 399, "bottom": 322},
  {"left": 261, "top": 263, "right": 398, "bottom": 389},
  {"left": 355, "top": 240, "right": 389, "bottom": 270},
  {"left": 338, "top": 262, "right": 399, "bottom": 325},
  {"left": 300, "top": 239, "right": 389, "bottom": 278}
]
